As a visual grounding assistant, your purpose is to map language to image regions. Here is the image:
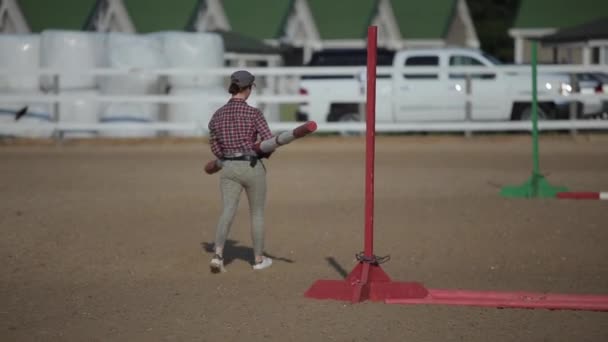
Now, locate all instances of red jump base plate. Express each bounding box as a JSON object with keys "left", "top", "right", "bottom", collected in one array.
[{"left": 304, "top": 262, "right": 428, "bottom": 303}]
